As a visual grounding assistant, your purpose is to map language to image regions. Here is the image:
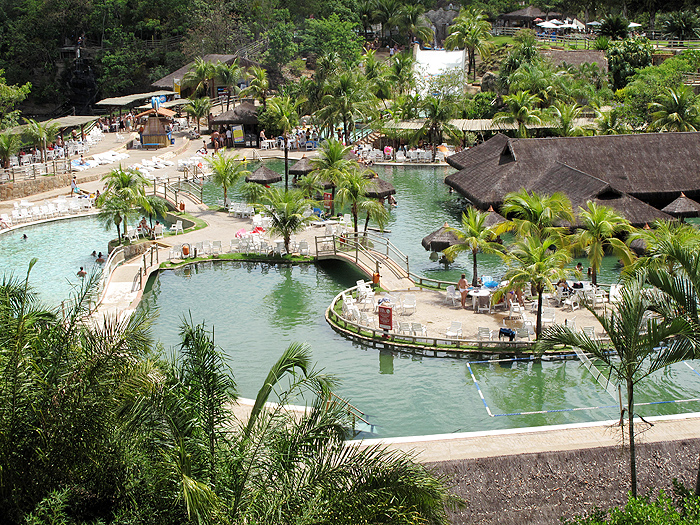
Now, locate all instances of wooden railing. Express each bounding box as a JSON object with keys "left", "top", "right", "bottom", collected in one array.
[{"left": 0, "top": 158, "right": 72, "bottom": 183}]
